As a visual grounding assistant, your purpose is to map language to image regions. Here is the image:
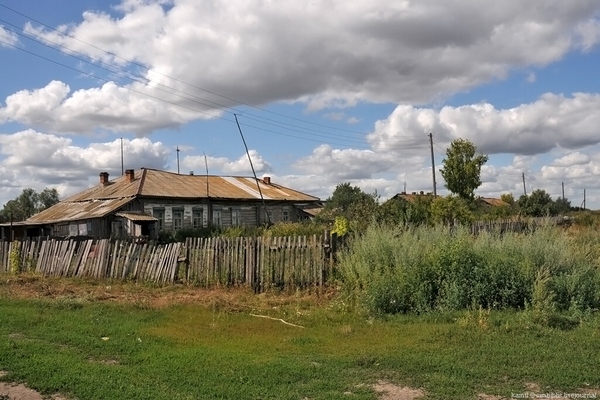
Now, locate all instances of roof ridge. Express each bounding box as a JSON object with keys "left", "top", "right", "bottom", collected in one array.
[{"left": 136, "top": 168, "right": 147, "bottom": 196}]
